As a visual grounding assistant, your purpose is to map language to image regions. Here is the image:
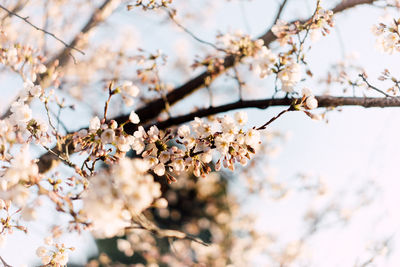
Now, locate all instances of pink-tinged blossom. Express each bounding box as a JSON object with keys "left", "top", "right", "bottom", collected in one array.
[
  {"left": 116, "top": 135, "right": 132, "bottom": 152},
  {"left": 373, "top": 19, "right": 400, "bottom": 53},
  {"left": 220, "top": 115, "right": 238, "bottom": 134},
  {"left": 36, "top": 240, "right": 72, "bottom": 266},
  {"left": 36, "top": 246, "right": 47, "bottom": 257}
]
